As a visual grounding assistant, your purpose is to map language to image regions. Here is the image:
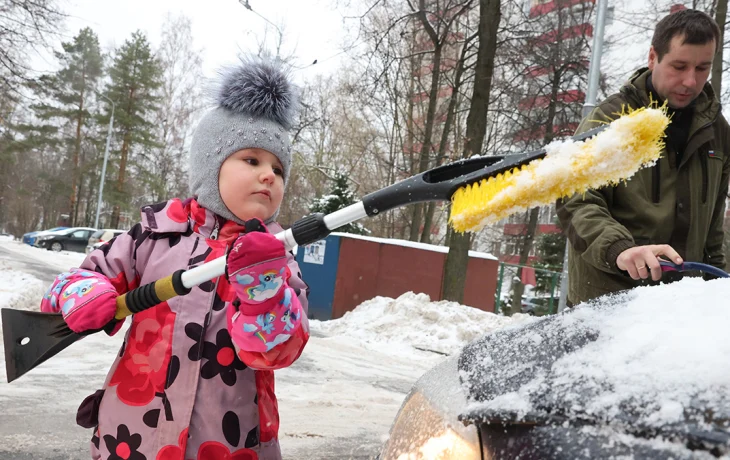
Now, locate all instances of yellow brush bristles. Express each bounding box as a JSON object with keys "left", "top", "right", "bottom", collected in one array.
[{"left": 449, "top": 106, "right": 670, "bottom": 233}]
